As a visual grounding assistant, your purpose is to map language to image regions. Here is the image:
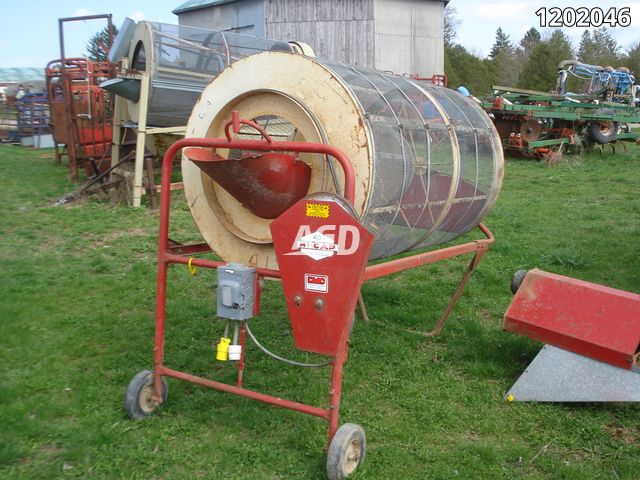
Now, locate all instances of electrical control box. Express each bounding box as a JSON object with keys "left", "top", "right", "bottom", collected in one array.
[{"left": 216, "top": 264, "right": 256, "bottom": 321}]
